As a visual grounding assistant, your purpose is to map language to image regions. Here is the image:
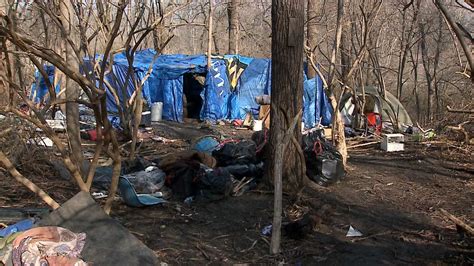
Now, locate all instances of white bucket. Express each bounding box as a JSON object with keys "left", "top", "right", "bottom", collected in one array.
[
  {"left": 151, "top": 102, "right": 163, "bottom": 122},
  {"left": 253, "top": 120, "right": 263, "bottom": 131}
]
